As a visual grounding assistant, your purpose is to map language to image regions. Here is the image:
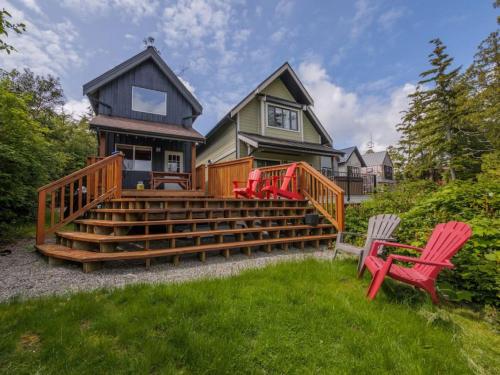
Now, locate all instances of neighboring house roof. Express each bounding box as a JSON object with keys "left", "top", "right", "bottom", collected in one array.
[
  {"left": 205, "top": 62, "right": 333, "bottom": 145},
  {"left": 83, "top": 46, "right": 202, "bottom": 115},
  {"left": 362, "top": 150, "right": 391, "bottom": 166},
  {"left": 238, "top": 132, "right": 343, "bottom": 157},
  {"left": 89, "top": 115, "right": 205, "bottom": 143},
  {"left": 338, "top": 146, "right": 367, "bottom": 167}
]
